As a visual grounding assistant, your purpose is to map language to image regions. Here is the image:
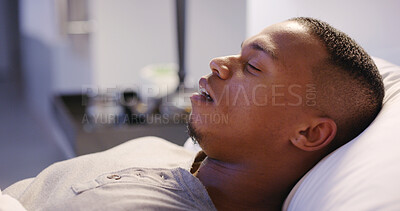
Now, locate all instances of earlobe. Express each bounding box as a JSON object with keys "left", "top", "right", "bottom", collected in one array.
[{"left": 290, "top": 118, "right": 337, "bottom": 152}]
